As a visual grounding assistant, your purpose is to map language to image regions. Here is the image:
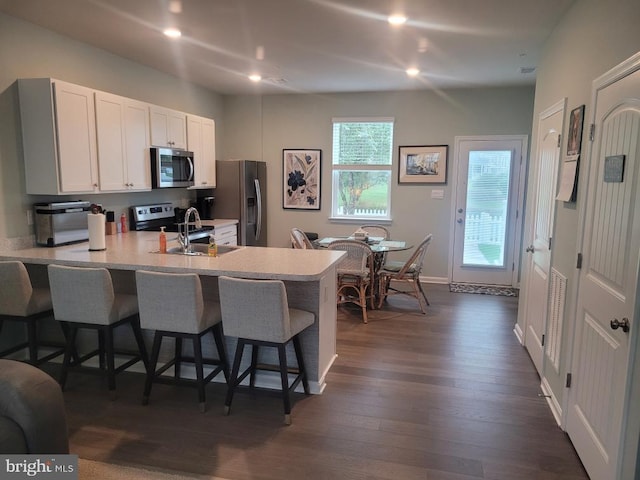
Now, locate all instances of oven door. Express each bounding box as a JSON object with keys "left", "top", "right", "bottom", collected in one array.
[{"left": 151, "top": 147, "right": 194, "bottom": 188}]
